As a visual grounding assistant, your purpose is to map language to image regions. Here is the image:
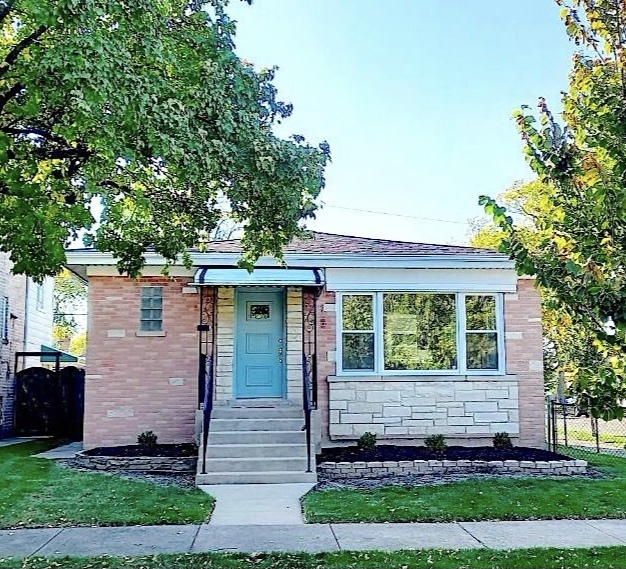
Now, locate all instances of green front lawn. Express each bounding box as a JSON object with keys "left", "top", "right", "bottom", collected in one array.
[
  {"left": 303, "top": 449, "right": 626, "bottom": 523},
  {"left": 1, "top": 548, "right": 626, "bottom": 569},
  {"left": 0, "top": 441, "right": 213, "bottom": 528}
]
